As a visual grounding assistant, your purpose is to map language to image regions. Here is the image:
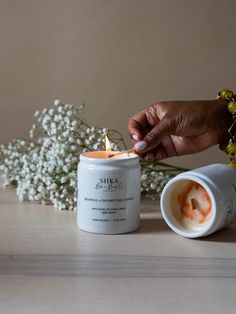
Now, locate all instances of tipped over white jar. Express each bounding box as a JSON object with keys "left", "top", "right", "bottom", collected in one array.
[{"left": 160, "top": 164, "right": 236, "bottom": 238}]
